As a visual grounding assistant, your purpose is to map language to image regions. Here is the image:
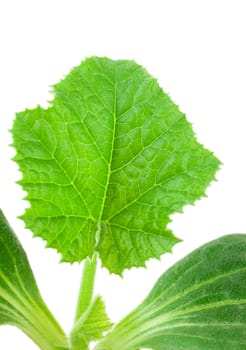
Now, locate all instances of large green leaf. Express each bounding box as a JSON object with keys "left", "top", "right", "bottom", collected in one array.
[
  {"left": 12, "top": 56, "right": 220, "bottom": 274},
  {"left": 0, "top": 210, "right": 68, "bottom": 350},
  {"left": 95, "top": 234, "right": 246, "bottom": 350}
]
